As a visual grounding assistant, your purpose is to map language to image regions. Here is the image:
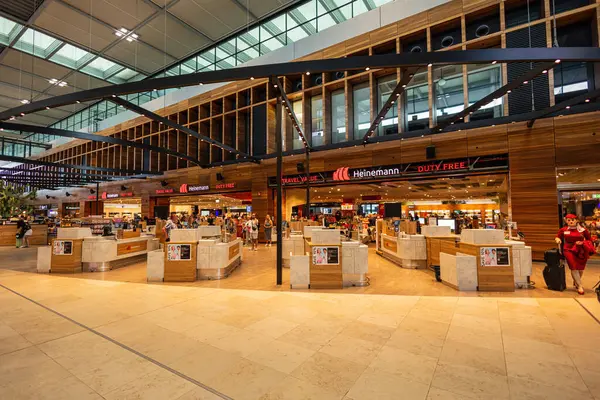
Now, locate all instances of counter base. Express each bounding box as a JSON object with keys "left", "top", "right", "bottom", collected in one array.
[
  {"left": 198, "top": 258, "right": 241, "bottom": 280},
  {"left": 343, "top": 273, "right": 369, "bottom": 287},
  {"left": 378, "top": 250, "right": 427, "bottom": 269},
  {"left": 83, "top": 254, "right": 147, "bottom": 272}
]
